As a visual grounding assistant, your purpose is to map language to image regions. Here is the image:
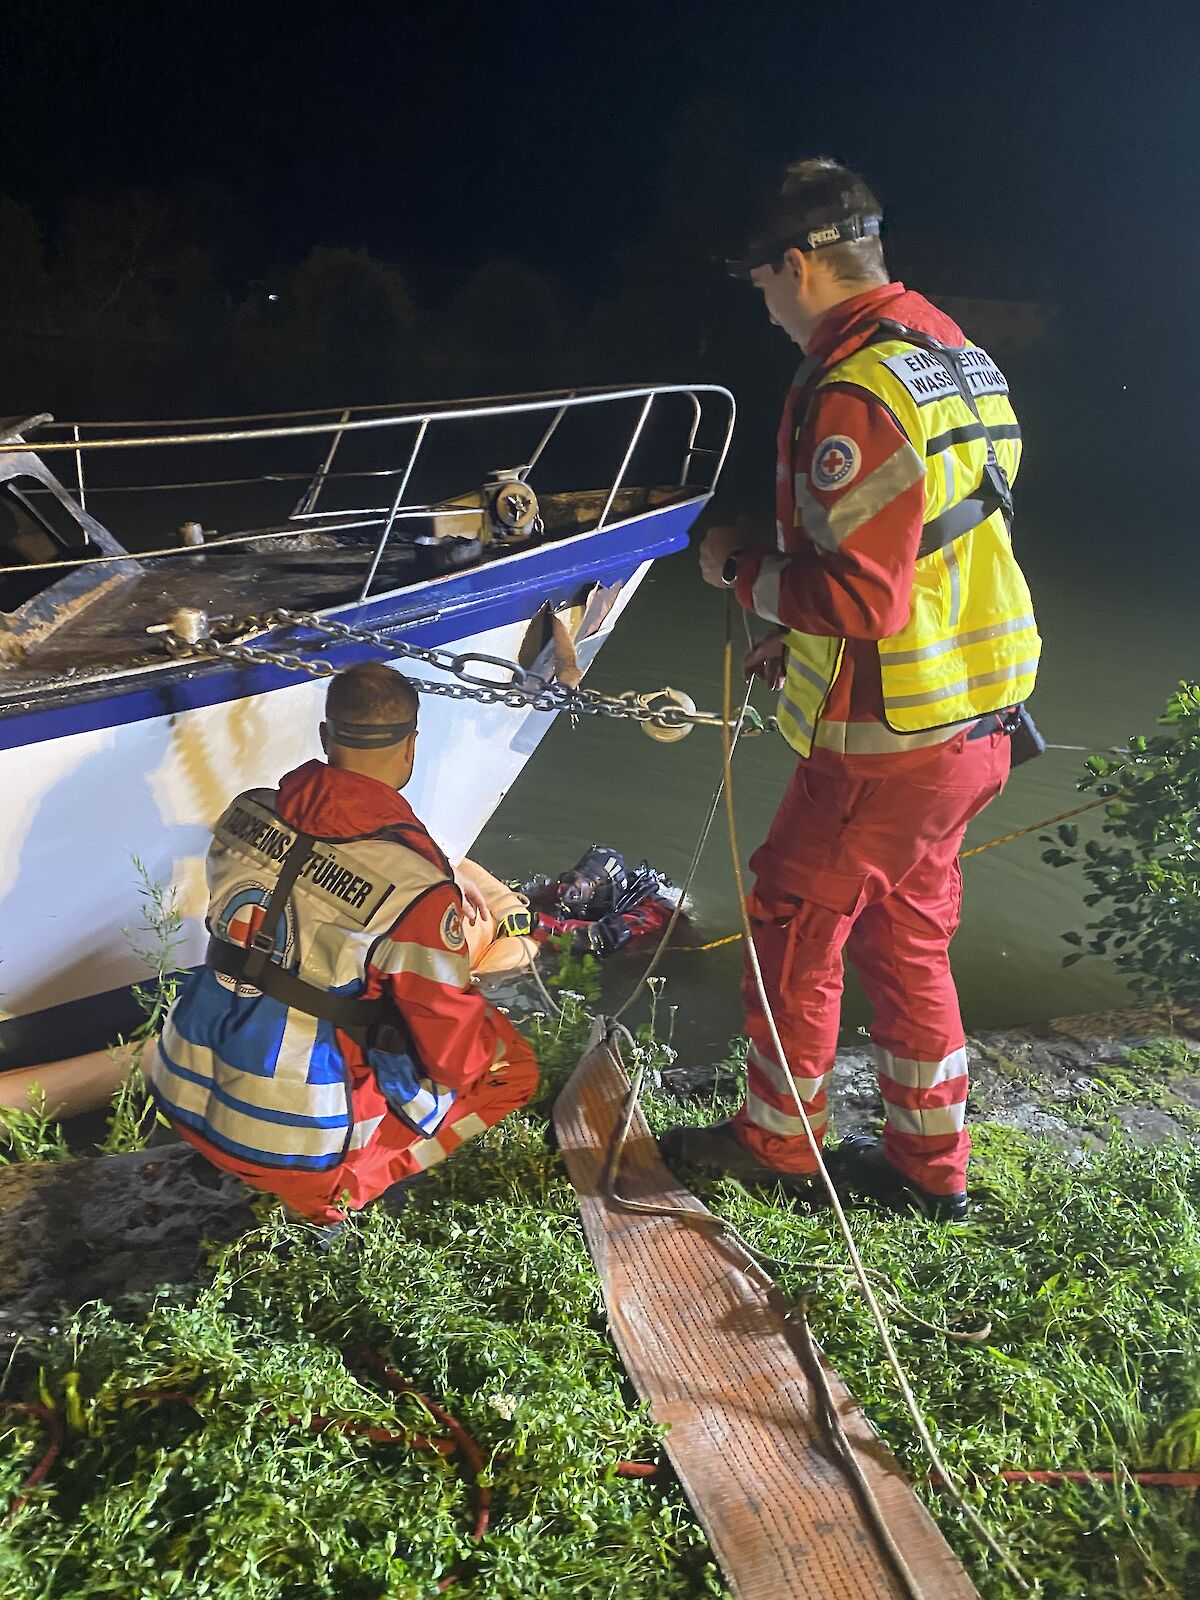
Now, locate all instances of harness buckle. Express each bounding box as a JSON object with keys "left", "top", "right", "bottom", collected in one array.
[{"left": 250, "top": 929, "right": 277, "bottom": 954}]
